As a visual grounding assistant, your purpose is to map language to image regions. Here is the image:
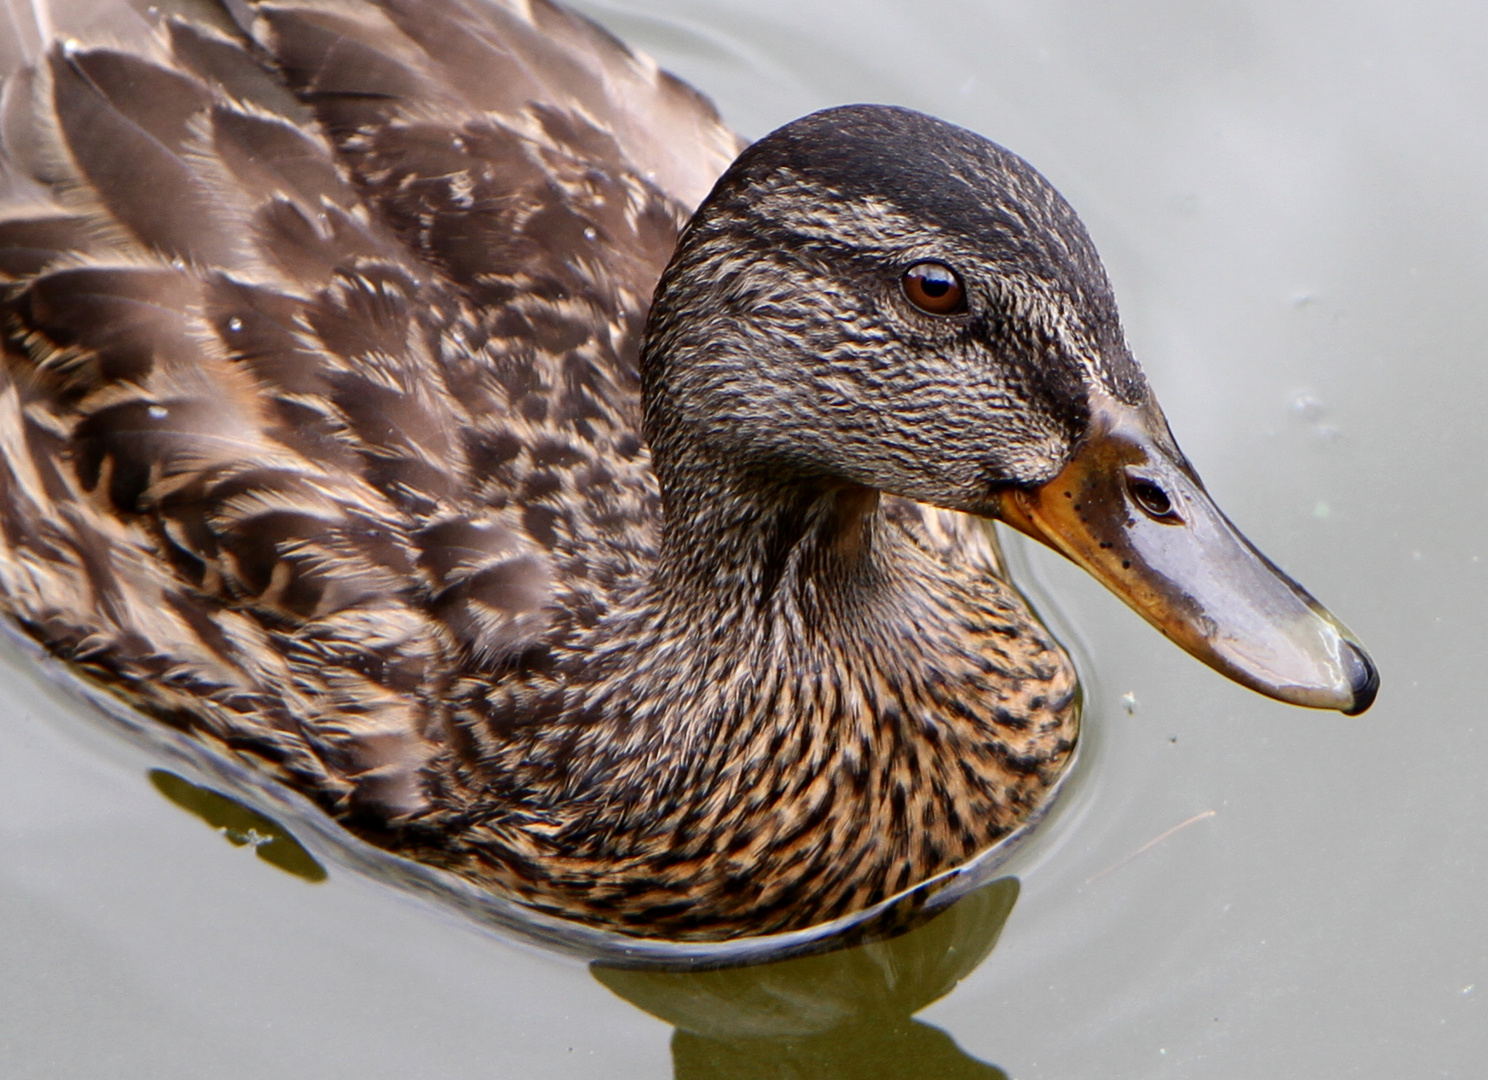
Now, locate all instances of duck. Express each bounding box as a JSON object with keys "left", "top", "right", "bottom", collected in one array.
[{"left": 0, "top": 0, "right": 1376, "bottom": 941}]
